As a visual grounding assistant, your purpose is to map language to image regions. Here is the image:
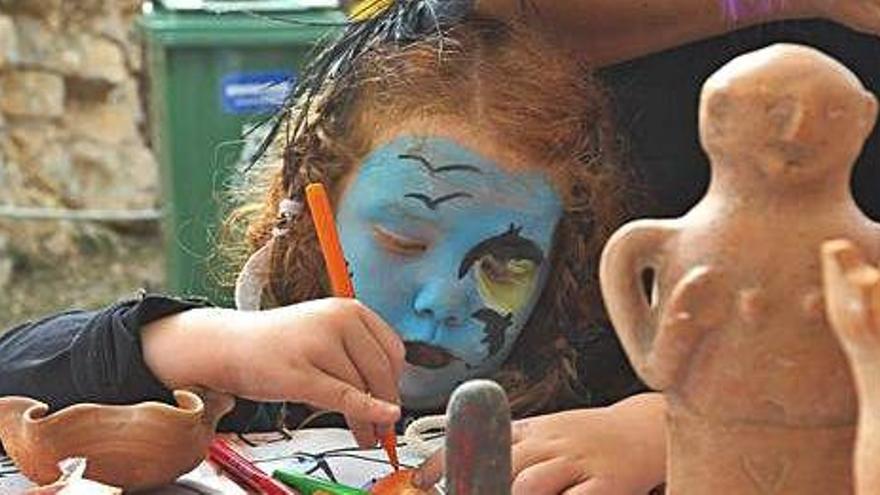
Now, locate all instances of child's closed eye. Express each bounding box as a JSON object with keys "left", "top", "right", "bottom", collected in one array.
[{"left": 372, "top": 225, "right": 429, "bottom": 256}]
